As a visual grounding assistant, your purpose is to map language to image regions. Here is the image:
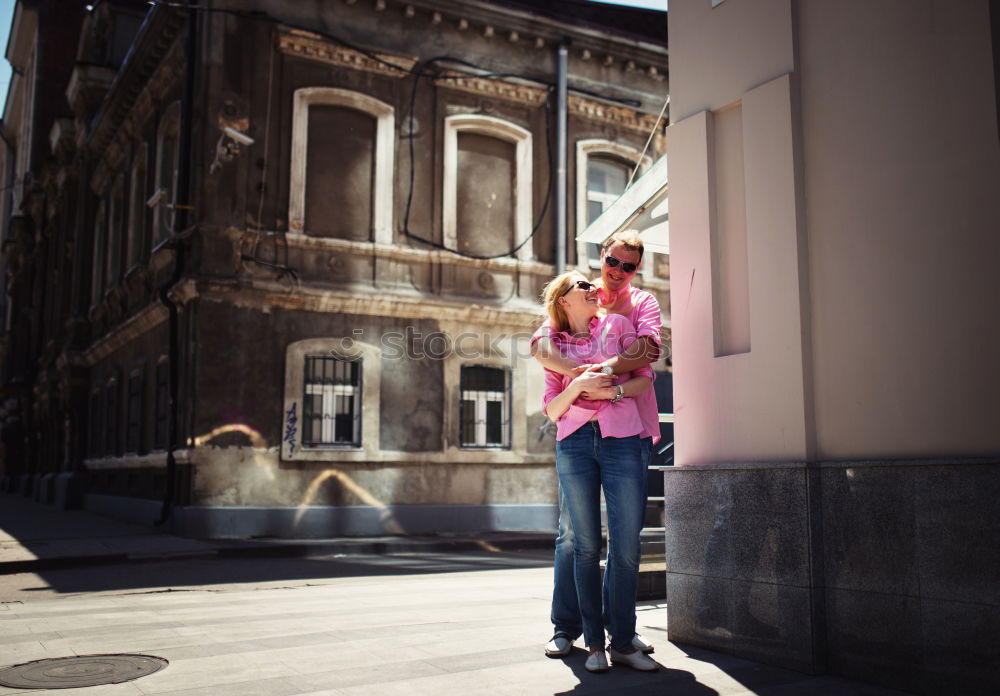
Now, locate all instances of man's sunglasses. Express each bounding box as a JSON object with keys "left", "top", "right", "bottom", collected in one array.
[{"left": 604, "top": 255, "right": 638, "bottom": 274}]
